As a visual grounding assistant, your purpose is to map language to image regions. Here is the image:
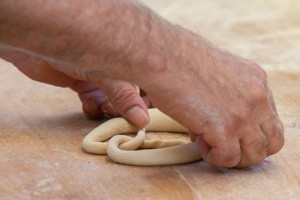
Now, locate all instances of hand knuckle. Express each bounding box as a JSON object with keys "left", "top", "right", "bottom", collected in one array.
[
  {"left": 112, "top": 89, "right": 137, "bottom": 109},
  {"left": 250, "top": 79, "right": 267, "bottom": 102},
  {"left": 220, "top": 151, "right": 240, "bottom": 167},
  {"left": 231, "top": 107, "right": 252, "bottom": 125},
  {"left": 253, "top": 63, "right": 267, "bottom": 80},
  {"left": 248, "top": 61, "right": 267, "bottom": 79},
  {"left": 269, "top": 139, "right": 284, "bottom": 155},
  {"left": 247, "top": 137, "right": 267, "bottom": 152},
  {"left": 269, "top": 128, "right": 285, "bottom": 155},
  {"left": 275, "top": 120, "right": 284, "bottom": 137},
  {"left": 265, "top": 120, "right": 285, "bottom": 155}
]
